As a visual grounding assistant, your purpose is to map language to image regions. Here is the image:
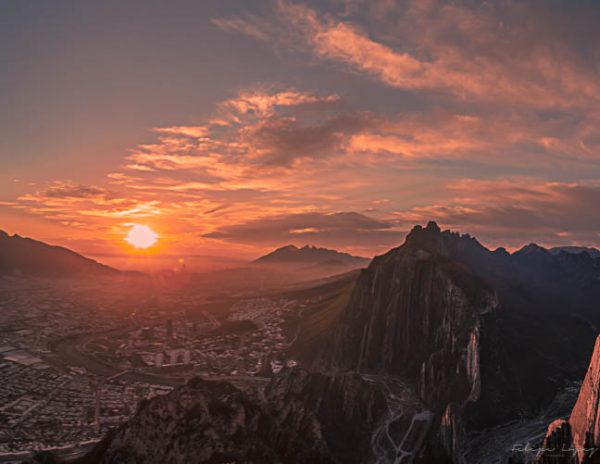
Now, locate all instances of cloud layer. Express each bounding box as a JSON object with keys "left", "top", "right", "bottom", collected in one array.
[{"left": 5, "top": 1, "right": 600, "bottom": 264}]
